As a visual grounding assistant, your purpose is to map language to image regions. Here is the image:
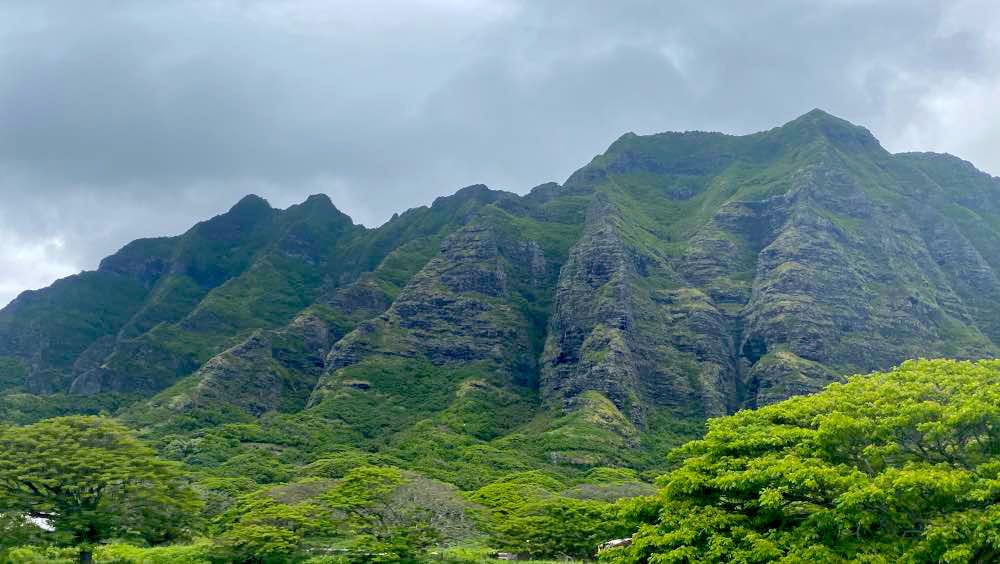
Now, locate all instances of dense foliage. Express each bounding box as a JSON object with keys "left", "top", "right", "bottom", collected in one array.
[
  {"left": 10, "top": 361, "right": 1000, "bottom": 562},
  {"left": 603, "top": 359, "right": 1000, "bottom": 563},
  {"left": 0, "top": 417, "right": 201, "bottom": 563}
]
